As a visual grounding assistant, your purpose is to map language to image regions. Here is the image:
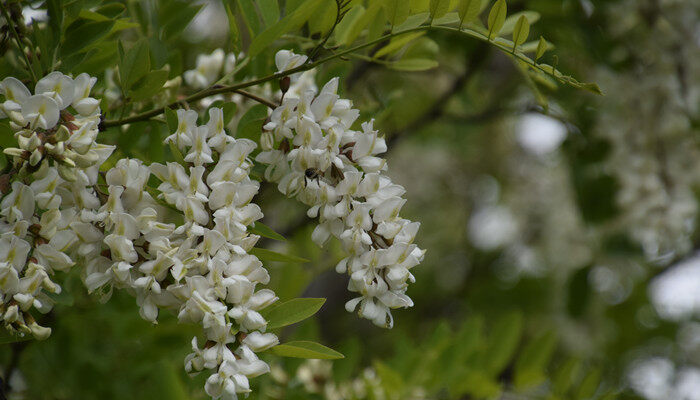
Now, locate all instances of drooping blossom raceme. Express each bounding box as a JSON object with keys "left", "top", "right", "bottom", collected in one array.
[
  {"left": 79, "top": 106, "right": 278, "bottom": 400},
  {"left": 256, "top": 51, "right": 425, "bottom": 328},
  {"left": 0, "top": 72, "right": 113, "bottom": 339}
]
